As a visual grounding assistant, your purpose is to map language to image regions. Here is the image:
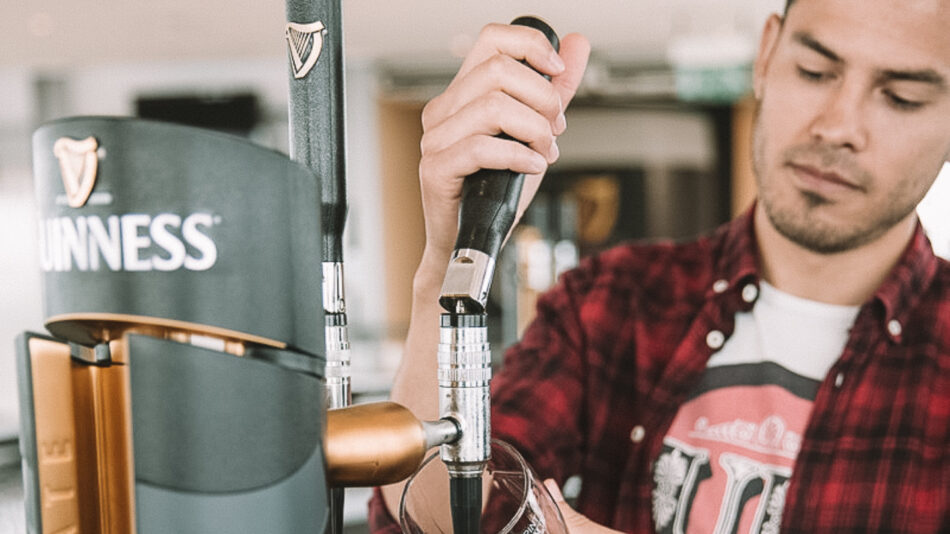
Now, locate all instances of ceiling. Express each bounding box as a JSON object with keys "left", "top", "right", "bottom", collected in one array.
[{"left": 2, "top": 0, "right": 784, "bottom": 70}]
